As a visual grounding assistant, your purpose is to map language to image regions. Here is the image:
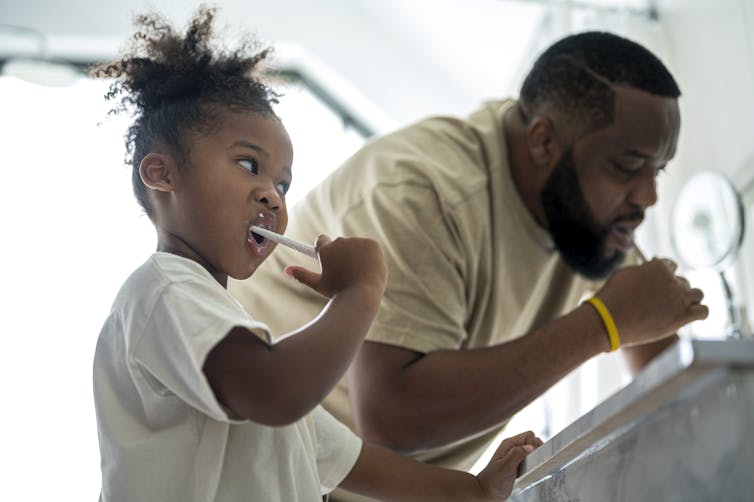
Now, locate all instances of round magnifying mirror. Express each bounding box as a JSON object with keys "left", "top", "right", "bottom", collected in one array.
[{"left": 670, "top": 171, "right": 745, "bottom": 271}]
